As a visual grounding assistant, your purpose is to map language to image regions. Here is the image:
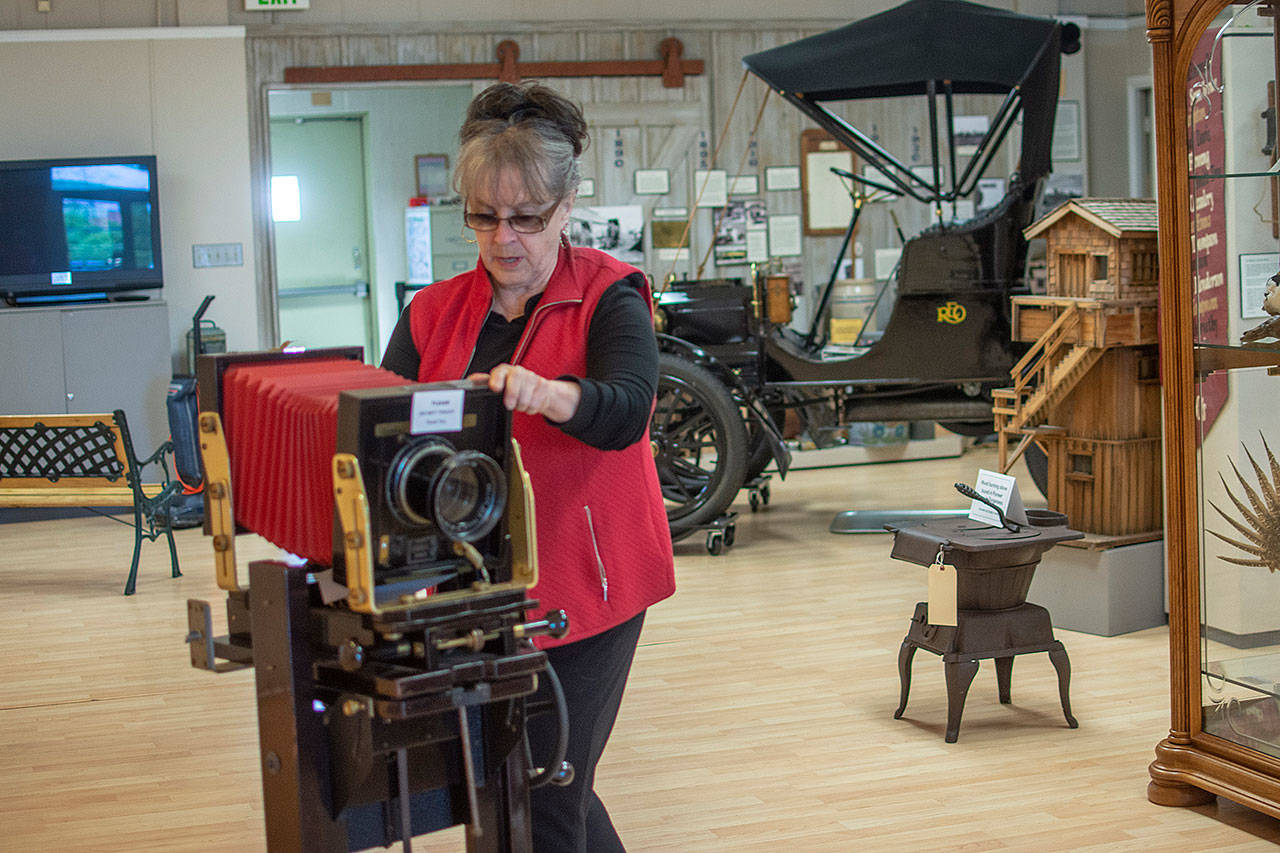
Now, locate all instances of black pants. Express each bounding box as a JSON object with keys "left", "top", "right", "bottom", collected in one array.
[{"left": 526, "top": 611, "right": 646, "bottom": 853}]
